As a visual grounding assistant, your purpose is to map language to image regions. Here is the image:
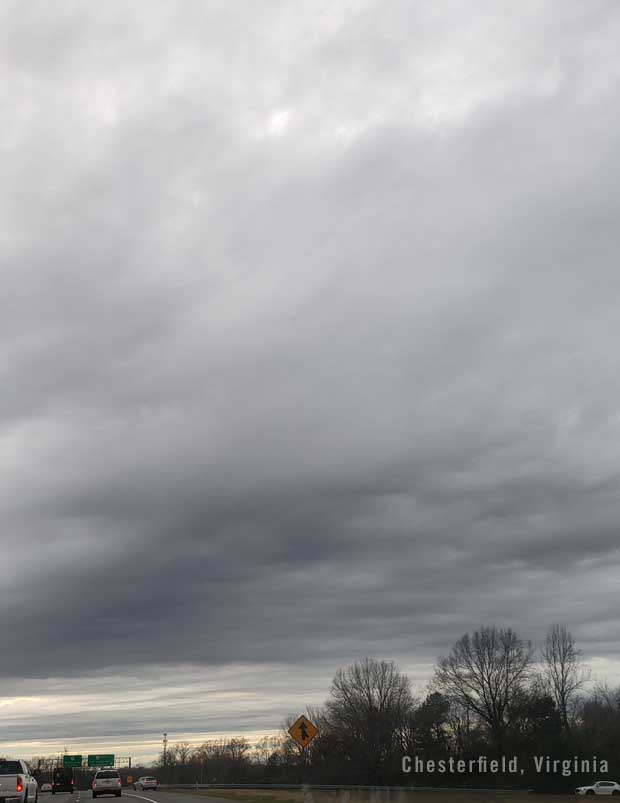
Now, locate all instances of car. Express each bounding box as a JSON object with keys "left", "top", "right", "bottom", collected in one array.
[
  {"left": 40, "top": 786, "right": 52, "bottom": 794},
  {"left": 52, "top": 768, "right": 74, "bottom": 795},
  {"left": 91, "top": 771, "right": 121, "bottom": 799},
  {"left": 575, "top": 781, "right": 620, "bottom": 795},
  {"left": 132, "top": 779, "right": 157, "bottom": 792},
  {"left": 0, "top": 759, "right": 39, "bottom": 803}
]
